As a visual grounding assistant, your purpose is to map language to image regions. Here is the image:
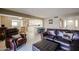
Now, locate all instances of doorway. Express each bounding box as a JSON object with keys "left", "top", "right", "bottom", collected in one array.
[{"left": 27, "top": 19, "right": 43, "bottom": 44}]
